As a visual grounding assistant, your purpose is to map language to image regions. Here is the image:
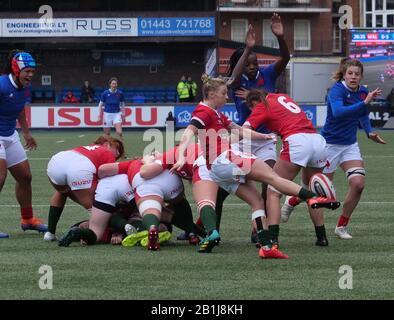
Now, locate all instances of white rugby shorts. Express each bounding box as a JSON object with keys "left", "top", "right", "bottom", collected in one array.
[
  {"left": 132, "top": 169, "right": 184, "bottom": 202},
  {"left": 95, "top": 174, "right": 134, "bottom": 207},
  {"left": 0, "top": 131, "right": 28, "bottom": 168},
  {"left": 103, "top": 112, "right": 122, "bottom": 128},
  {"left": 47, "top": 150, "right": 96, "bottom": 190},
  {"left": 323, "top": 142, "right": 363, "bottom": 174}
]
